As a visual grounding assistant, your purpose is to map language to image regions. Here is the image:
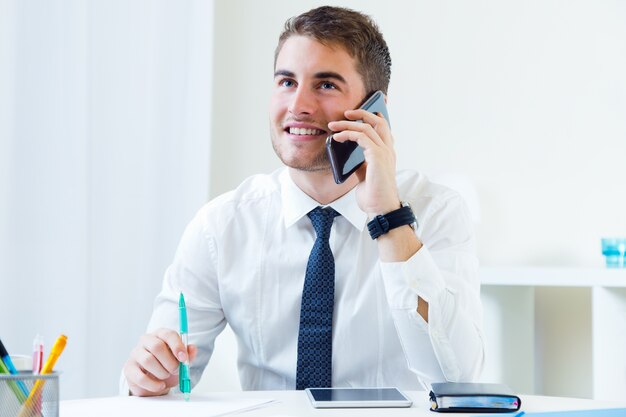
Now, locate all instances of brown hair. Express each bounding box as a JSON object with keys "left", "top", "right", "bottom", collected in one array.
[{"left": 275, "top": 6, "right": 392, "bottom": 95}]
